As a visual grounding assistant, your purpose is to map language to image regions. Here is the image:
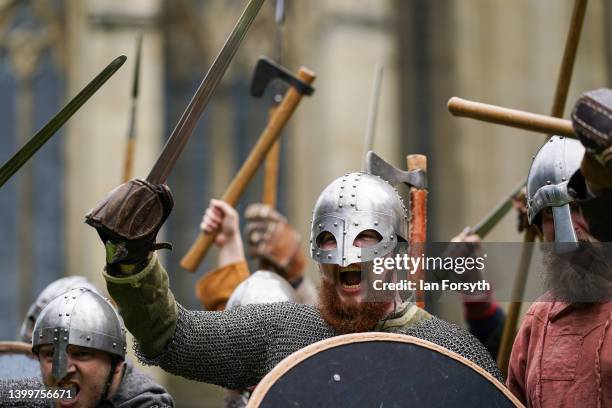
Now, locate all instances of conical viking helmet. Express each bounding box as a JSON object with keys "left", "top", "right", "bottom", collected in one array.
[
  {"left": 32, "top": 288, "right": 126, "bottom": 381},
  {"left": 309, "top": 172, "right": 408, "bottom": 267},
  {"left": 527, "top": 135, "right": 584, "bottom": 249}
]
